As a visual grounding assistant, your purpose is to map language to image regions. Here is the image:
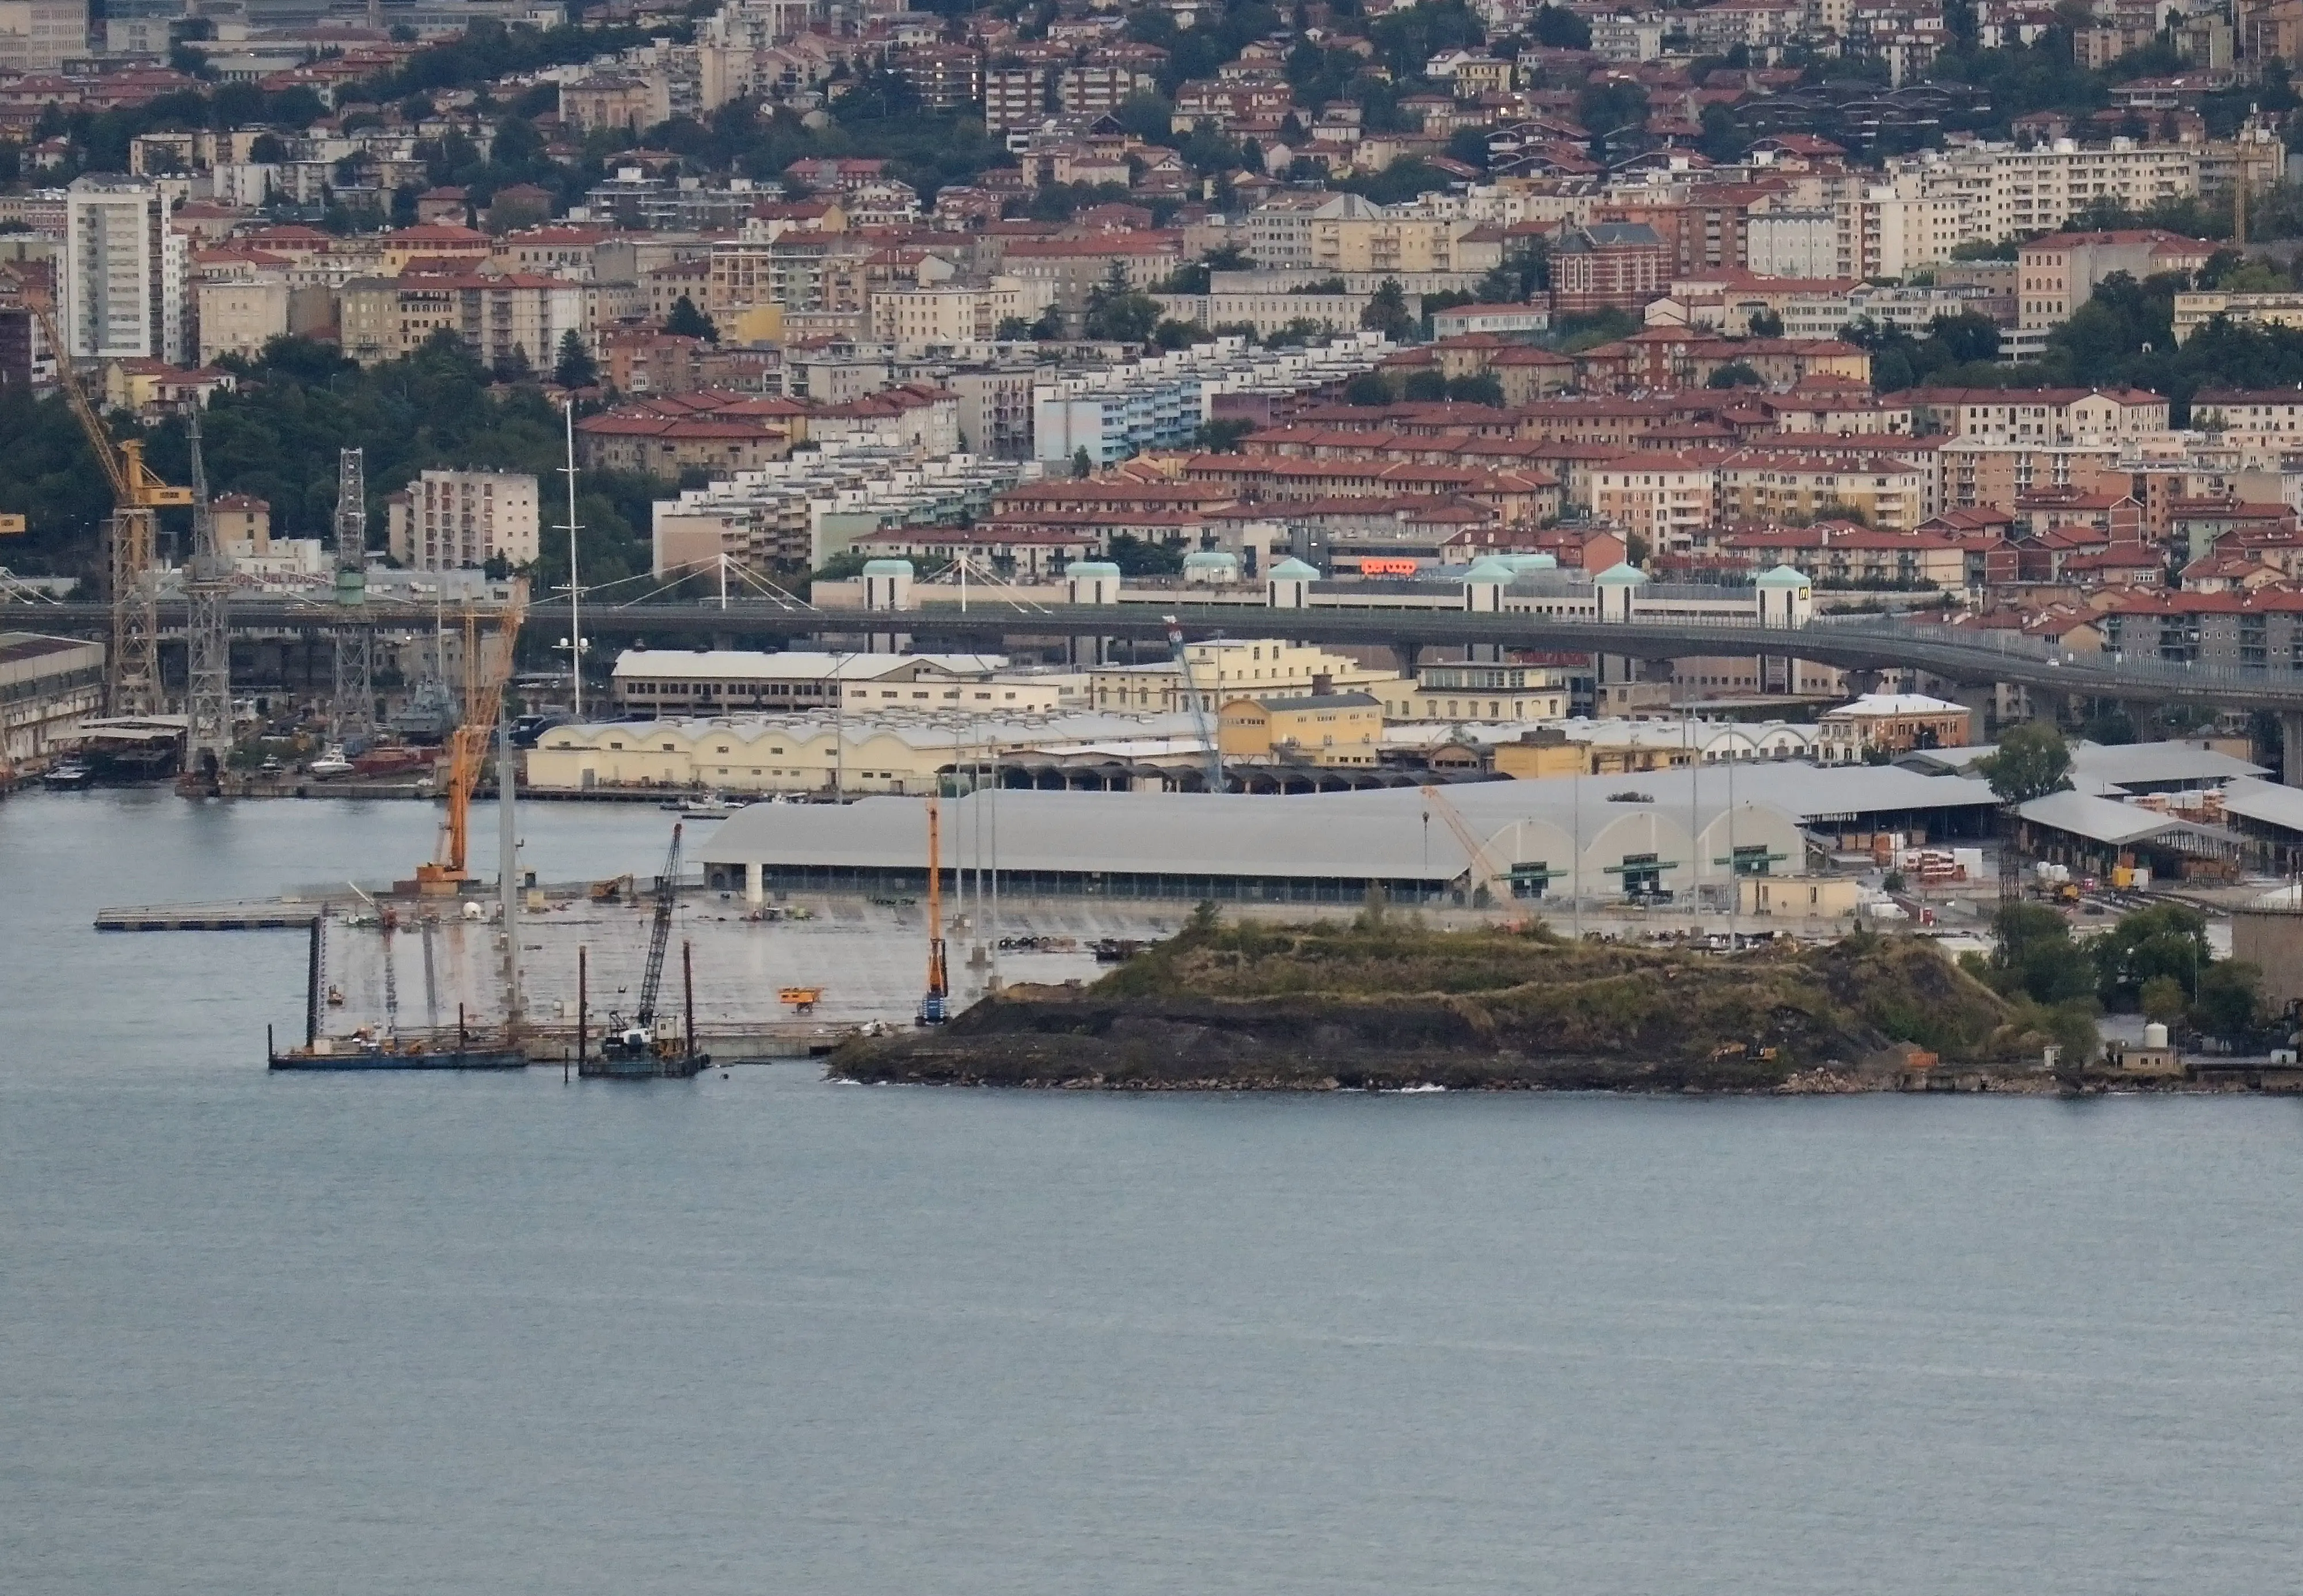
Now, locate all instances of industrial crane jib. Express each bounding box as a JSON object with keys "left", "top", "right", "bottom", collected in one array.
[{"left": 591, "top": 824, "right": 710, "bottom": 1078}]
